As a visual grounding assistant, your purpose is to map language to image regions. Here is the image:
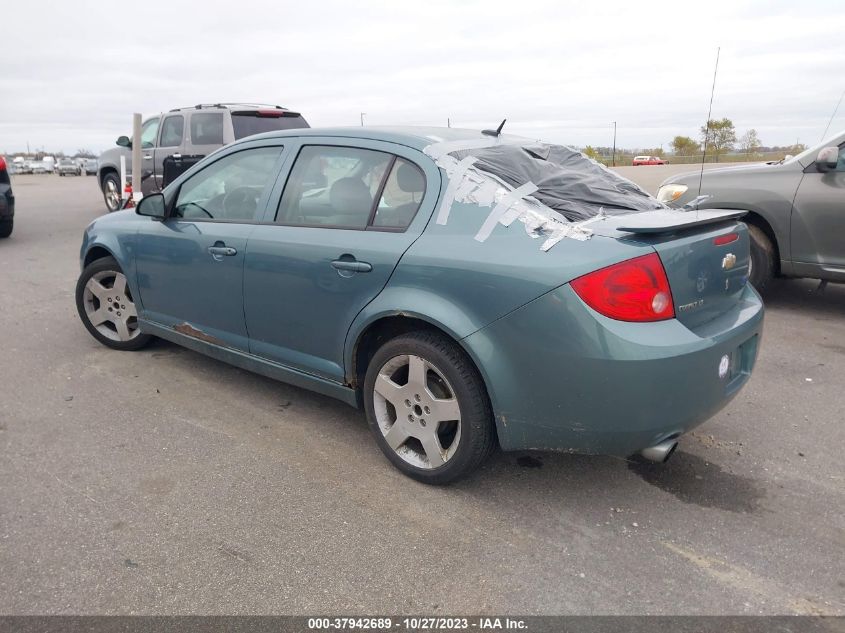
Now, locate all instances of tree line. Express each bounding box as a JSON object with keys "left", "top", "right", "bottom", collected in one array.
[
  {"left": 583, "top": 119, "right": 808, "bottom": 164},
  {"left": 672, "top": 119, "right": 806, "bottom": 161}
]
